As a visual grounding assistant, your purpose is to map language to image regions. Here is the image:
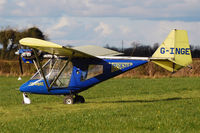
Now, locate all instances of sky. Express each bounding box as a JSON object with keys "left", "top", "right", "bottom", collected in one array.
[{"left": 0, "top": 0, "right": 200, "bottom": 48}]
